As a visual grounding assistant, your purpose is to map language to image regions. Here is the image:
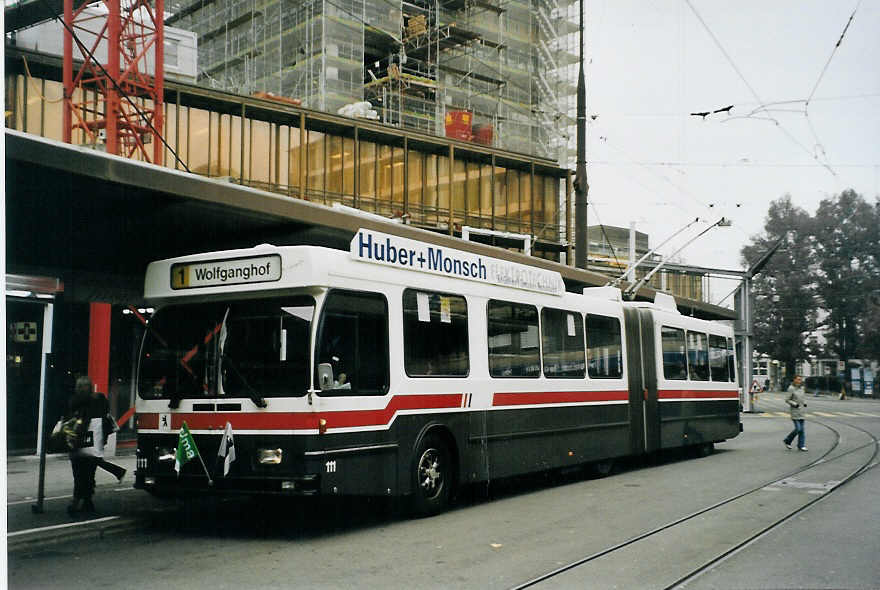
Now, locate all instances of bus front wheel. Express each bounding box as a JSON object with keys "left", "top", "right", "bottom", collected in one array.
[{"left": 411, "top": 433, "right": 452, "bottom": 517}]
